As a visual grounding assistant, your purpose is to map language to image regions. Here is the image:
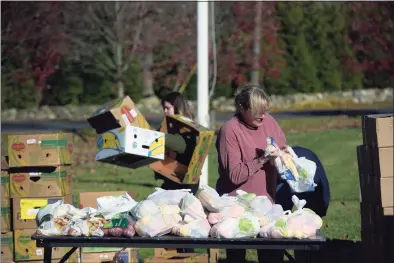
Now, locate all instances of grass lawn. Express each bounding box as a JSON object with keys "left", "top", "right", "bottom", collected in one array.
[{"left": 70, "top": 127, "right": 363, "bottom": 262}]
